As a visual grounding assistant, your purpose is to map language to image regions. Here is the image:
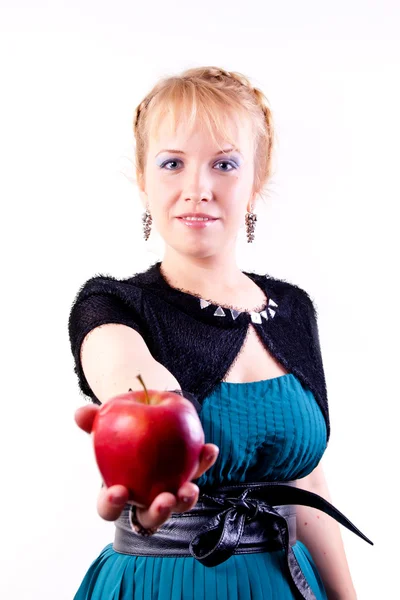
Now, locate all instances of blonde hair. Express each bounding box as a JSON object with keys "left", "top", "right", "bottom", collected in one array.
[{"left": 133, "top": 66, "right": 276, "bottom": 204}]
